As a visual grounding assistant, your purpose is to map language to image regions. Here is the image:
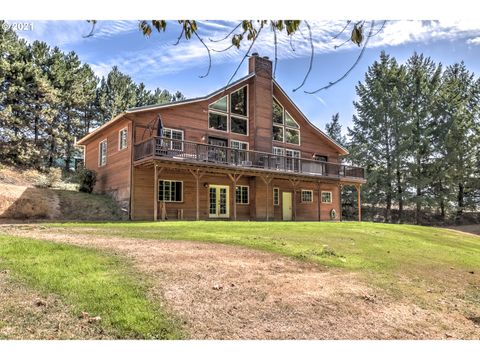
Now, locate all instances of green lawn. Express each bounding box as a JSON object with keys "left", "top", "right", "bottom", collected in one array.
[
  {"left": 47, "top": 221, "right": 480, "bottom": 302},
  {"left": 0, "top": 234, "right": 182, "bottom": 339}
]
